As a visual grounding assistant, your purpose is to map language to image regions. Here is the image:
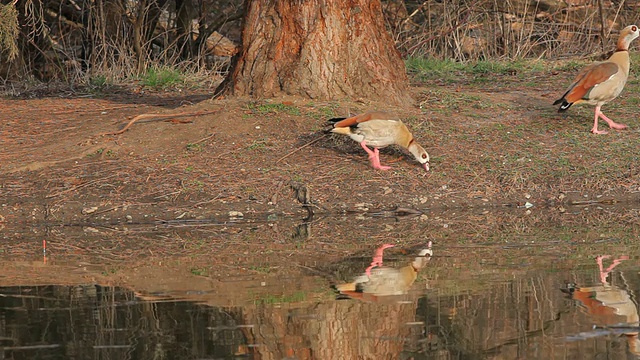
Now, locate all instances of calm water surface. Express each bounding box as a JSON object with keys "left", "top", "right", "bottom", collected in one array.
[{"left": 2, "top": 204, "right": 640, "bottom": 359}]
